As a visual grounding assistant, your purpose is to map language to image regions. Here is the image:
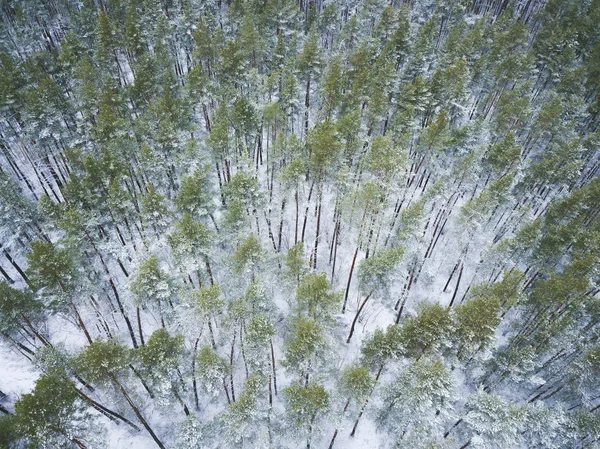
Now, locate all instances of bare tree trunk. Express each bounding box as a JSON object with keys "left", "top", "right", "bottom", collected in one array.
[
  {"left": 207, "top": 317, "right": 217, "bottom": 350},
  {"left": 312, "top": 187, "right": 322, "bottom": 269},
  {"left": 109, "top": 373, "right": 166, "bottom": 449},
  {"left": 230, "top": 330, "right": 236, "bottom": 402},
  {"left": 301, "top": 181, "right": 315, "bottom": 243},
  {"left": 137, "top": 306, "right": 145, "bottom": 346},
  {"left": 342, "top": 247, "right": 359, "bottom": 313},
  {"left": 328, "top": 399, "right": 350, "bottom": 449},
  {"left": 304, "top": 74, "right": 311, "bottom": 139},
  {"left": 271, "top": 339, "right": 278, "bottom": 396},
  {"left": 192, "top": 337, "right": 200, "bottom": 410},
  {"left": 347, "top": 291, "right": 374, "bottom": 343}
]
